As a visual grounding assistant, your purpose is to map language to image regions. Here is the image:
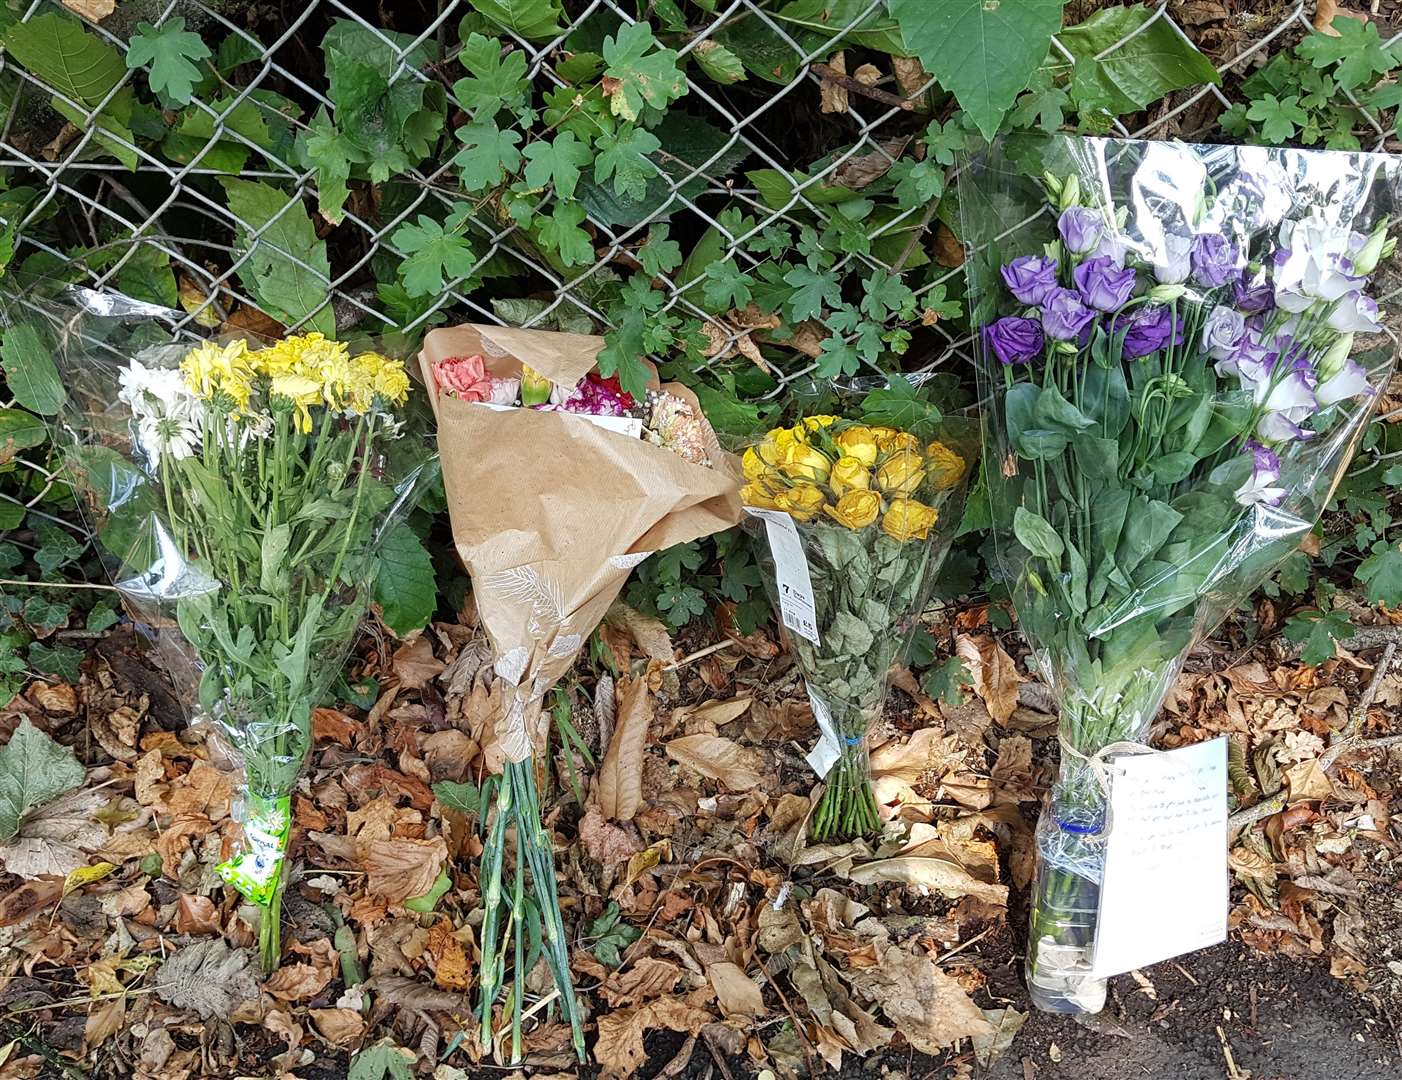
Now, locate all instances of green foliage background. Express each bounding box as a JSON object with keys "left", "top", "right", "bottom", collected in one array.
[{"left": 2, "top": 0, "right": 1402, "bottom": 703}]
